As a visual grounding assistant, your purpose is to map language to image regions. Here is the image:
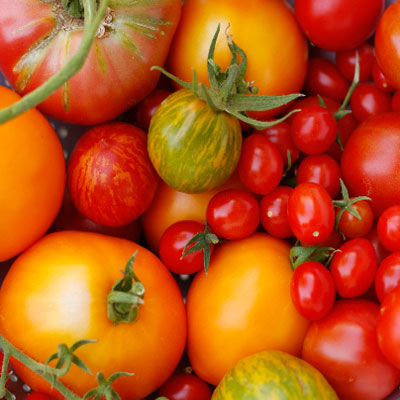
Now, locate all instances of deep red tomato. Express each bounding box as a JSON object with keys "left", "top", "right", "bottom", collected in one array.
[
  {"left": 375, "top": 252, "right": 400, "bottom": 303},
  {"left": 206, "top": 189, "right": 260, "bottom": 240},
  {"left": 290, "top": 261, "right": 335, "bottom": 321},
  {"left": 260, "top": 186, "right": 293, "bottom": 239},
  {"left": 25, "top": 393, "right": 54, "bottom": 400},
  {"left": 377, "top": 204, "right": 400, "bottom": 252},
  {"left": 287, "top": 182, "right": 335, "bottom": 245},
  {"left": 350, "top": 82, "right": 392, "bottom": 123},
  {"left": 296, "top": 154, "right": 341, "bottom": 198},
  {"left": 295, "top": 0, "right": 385, "bottom": 51},
  {"left": 158, "top": 373, "right": 212, "bottom": 400},
  {"left": 372, "top": 60, "right": 395, "bottom": 93},
  {"left": 237, "top": 133, "right": 283, "bottom": 195},
  {"left": 302, "top": 299, "right": 400, "bottom": 400},
  {"left": 330, "top": 238, "right": 378, "bottom": 298},
  {"left": 159, "top": 220, "right": 211, "bottom": 275},
  {"left": 365, "top": 224, "right": 390, "bottom": 265},
  {"left": 0, "top": 0, "right": 181, "bottom": 124},
  {"left": 341, "top": 112, "right": 400, "bottom": 219},
  {"left": 67, "top": 122, "right": 159, "bottom": 227},
  {"left": 303, "top": 57, "right": 350, "bottom": 102},
  {"left": 392, "top": 90, "right": 400, "bottom": 112}
]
